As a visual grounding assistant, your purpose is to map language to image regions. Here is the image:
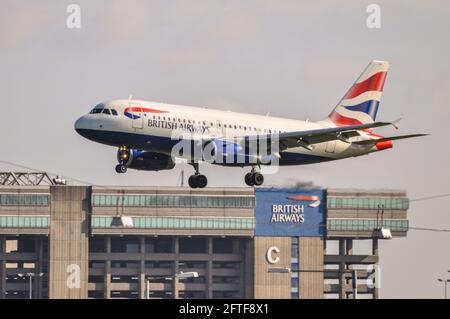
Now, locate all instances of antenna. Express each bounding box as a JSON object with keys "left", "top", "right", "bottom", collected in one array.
[{"left": 128, "top": 94, "right": 133, "bottom": 101}]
